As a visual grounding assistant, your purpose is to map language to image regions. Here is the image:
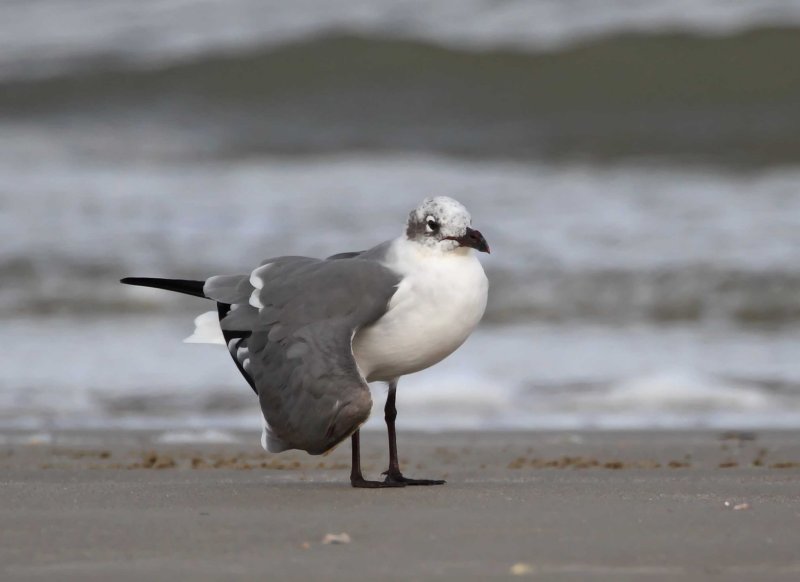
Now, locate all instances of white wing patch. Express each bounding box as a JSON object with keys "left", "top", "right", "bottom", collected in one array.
[
  {"left": 249, "top": 288, "right": 264, "bottom": 309},
  {"left": 249, "top": 263, "right": 273, "bottom": 289},
  {"left": 225, "top": 338, "right": 253, "bottom": 376},
  {"left": 261, "top": 412, "right": 288, "bottom": 453},
  {"left": 184, "top": 311, "right": 225, "bottom": 344},
  {"left": 248, "top": 263, "right": 273, "bottom": 310}
]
